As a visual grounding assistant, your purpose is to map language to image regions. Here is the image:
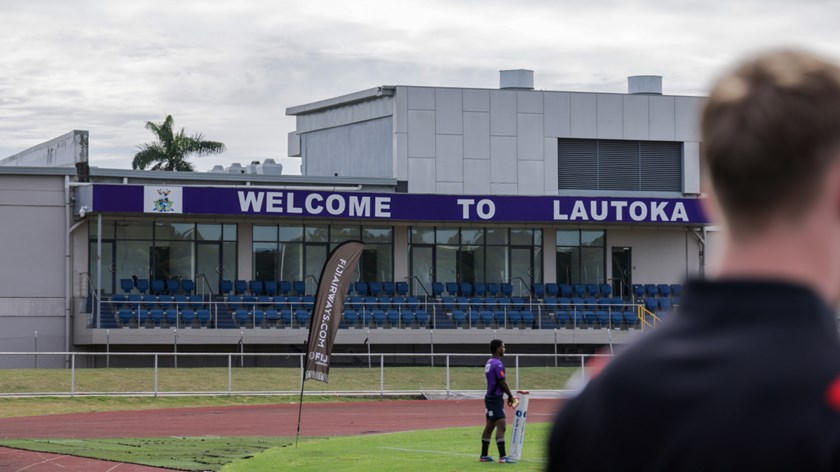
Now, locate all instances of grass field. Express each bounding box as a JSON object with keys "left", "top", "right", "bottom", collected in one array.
[
  {"left": 223, "top": 424, "right": 550, "bottom": 472},
  {"left": 0, "top": 424, "right": 550, "bottom": 471},
  {"left": 0, "top": 366, "right": 578, "bottom": 395}
]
